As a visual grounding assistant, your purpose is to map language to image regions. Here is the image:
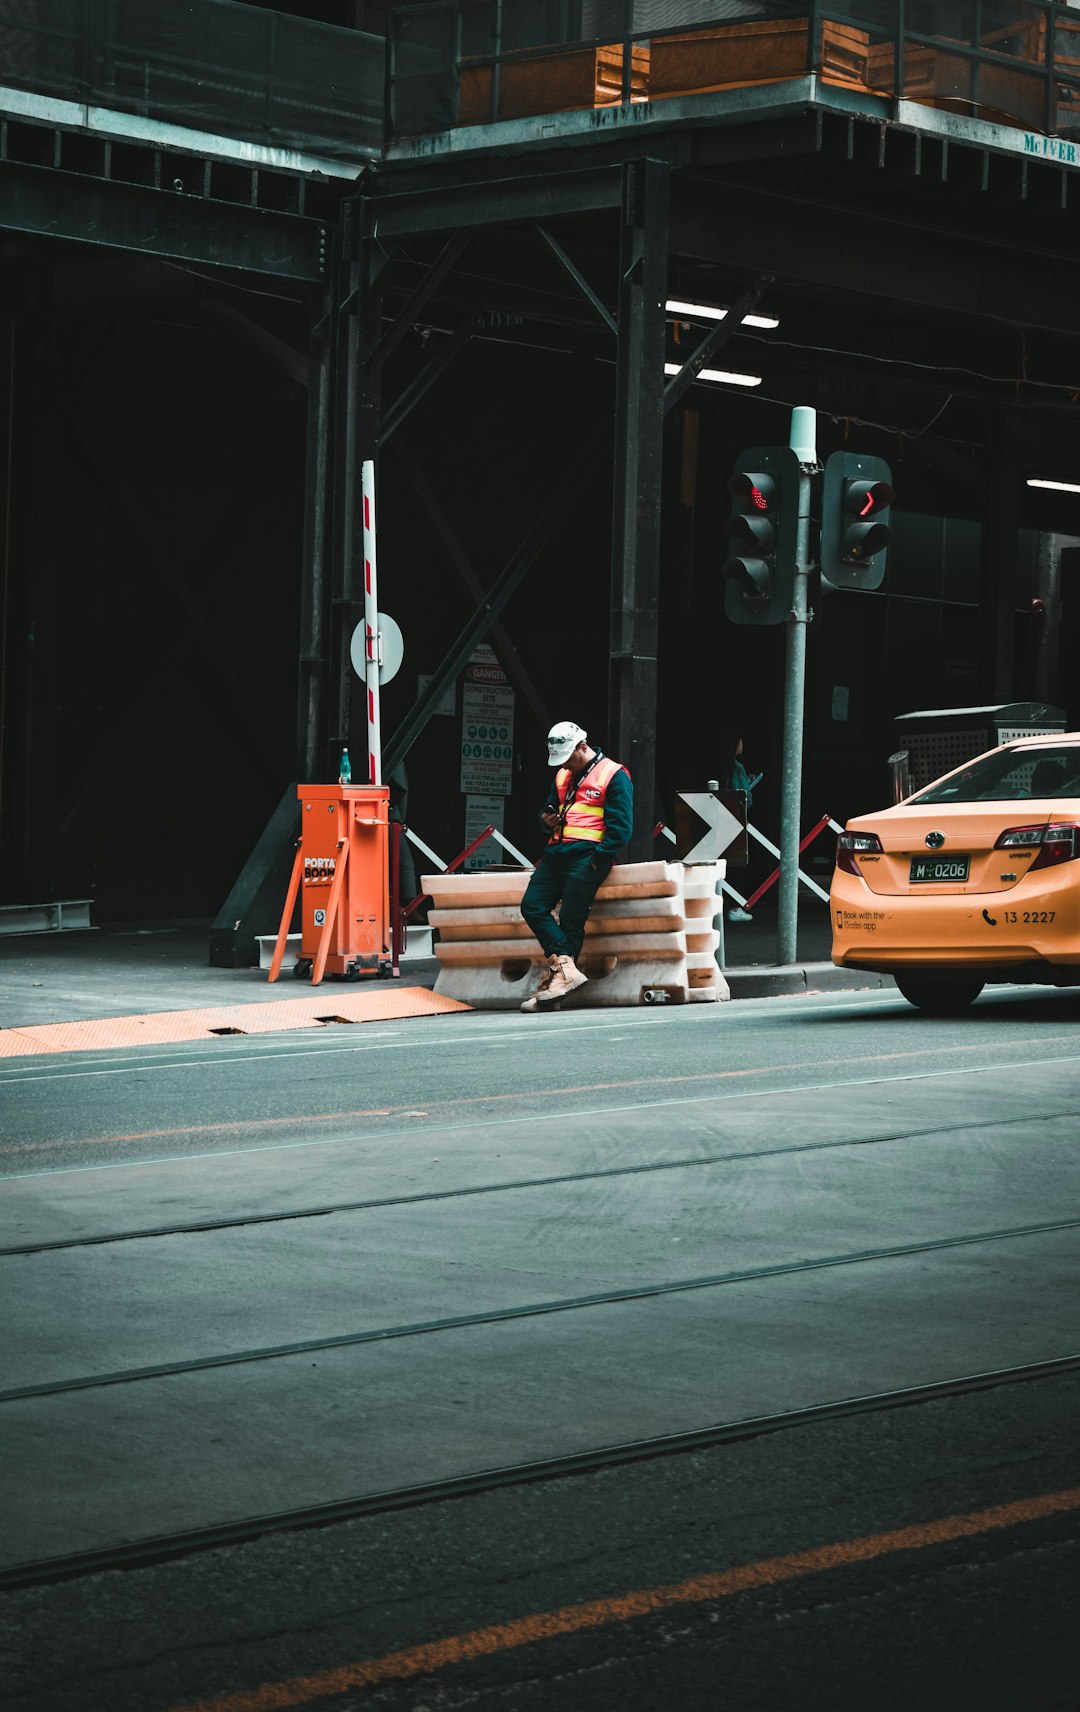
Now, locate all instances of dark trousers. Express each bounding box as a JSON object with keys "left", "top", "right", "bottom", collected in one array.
[{"left": 521, "top": 842, "right": 612, "bottom": 960}]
